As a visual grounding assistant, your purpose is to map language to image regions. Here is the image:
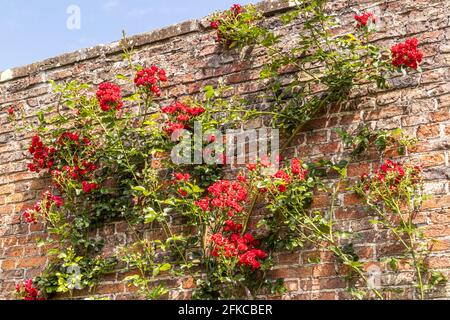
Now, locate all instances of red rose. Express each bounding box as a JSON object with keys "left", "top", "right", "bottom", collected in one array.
[
  {"left": 354, "top": 12, "right": 376, "bottom": 27},
  {"left": 391, "top": 38, "right": 423, "bottom": 70},
  {"left": 82, "top": 181, "right": 98, "bottom": 194},
  {"left": 96, "top": 82, "right": 123, "bottom": 111},
  {"left": 210, "top": 20, "right": 220, "bottom": 29}
]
